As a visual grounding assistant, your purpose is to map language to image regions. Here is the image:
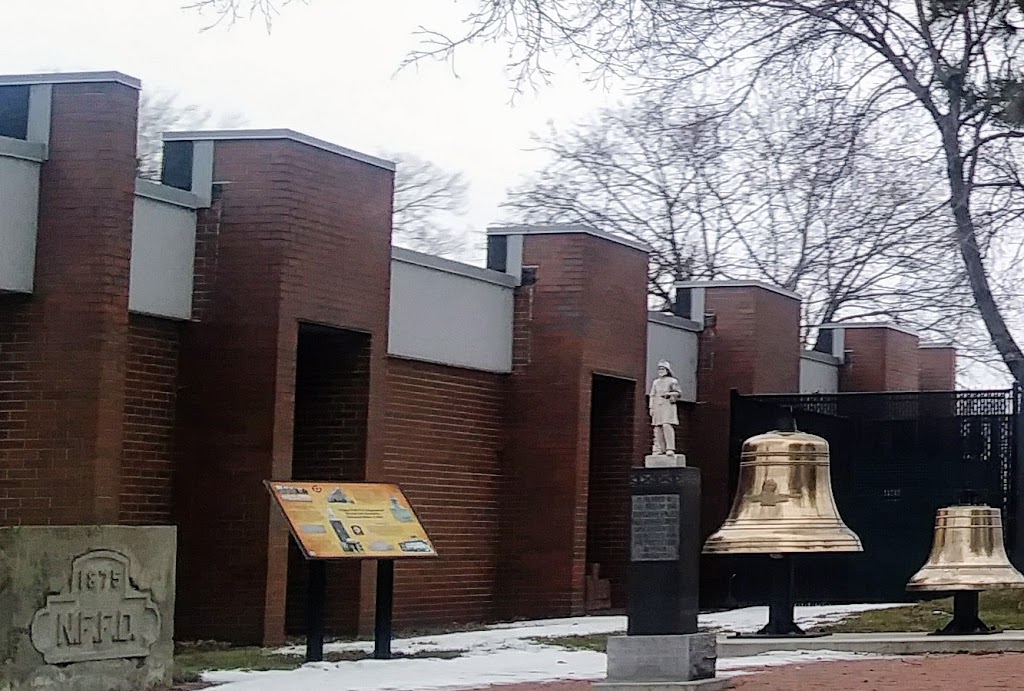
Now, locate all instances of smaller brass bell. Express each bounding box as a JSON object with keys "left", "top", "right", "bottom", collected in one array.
[
  {"left": 906, "top": 505, "right": 1024, "bottom": 635},
  {"left": 907, "top": 505, "right": 1024, "bottom": 591}
]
